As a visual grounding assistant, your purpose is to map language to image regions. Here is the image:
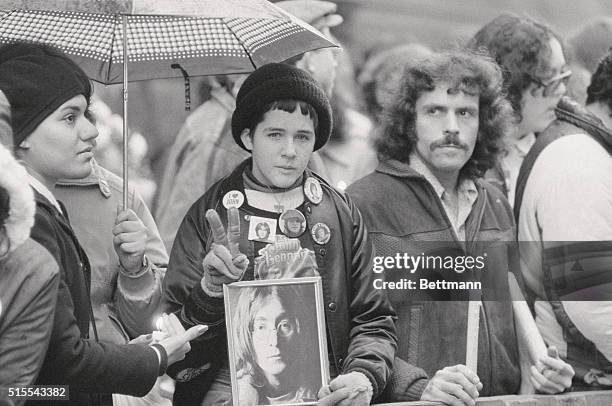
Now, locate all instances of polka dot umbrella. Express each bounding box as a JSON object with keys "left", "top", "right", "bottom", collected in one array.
[{"left": 0, "top": 0, "right": 337, "bottom": 207}]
